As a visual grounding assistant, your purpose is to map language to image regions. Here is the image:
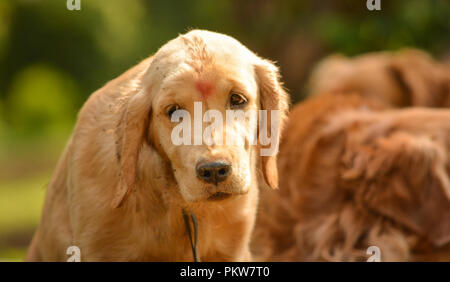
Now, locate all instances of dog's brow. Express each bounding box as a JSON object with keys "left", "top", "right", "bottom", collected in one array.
[{"left": 195, "top": 80, "right": 214, "bottom": 99}]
